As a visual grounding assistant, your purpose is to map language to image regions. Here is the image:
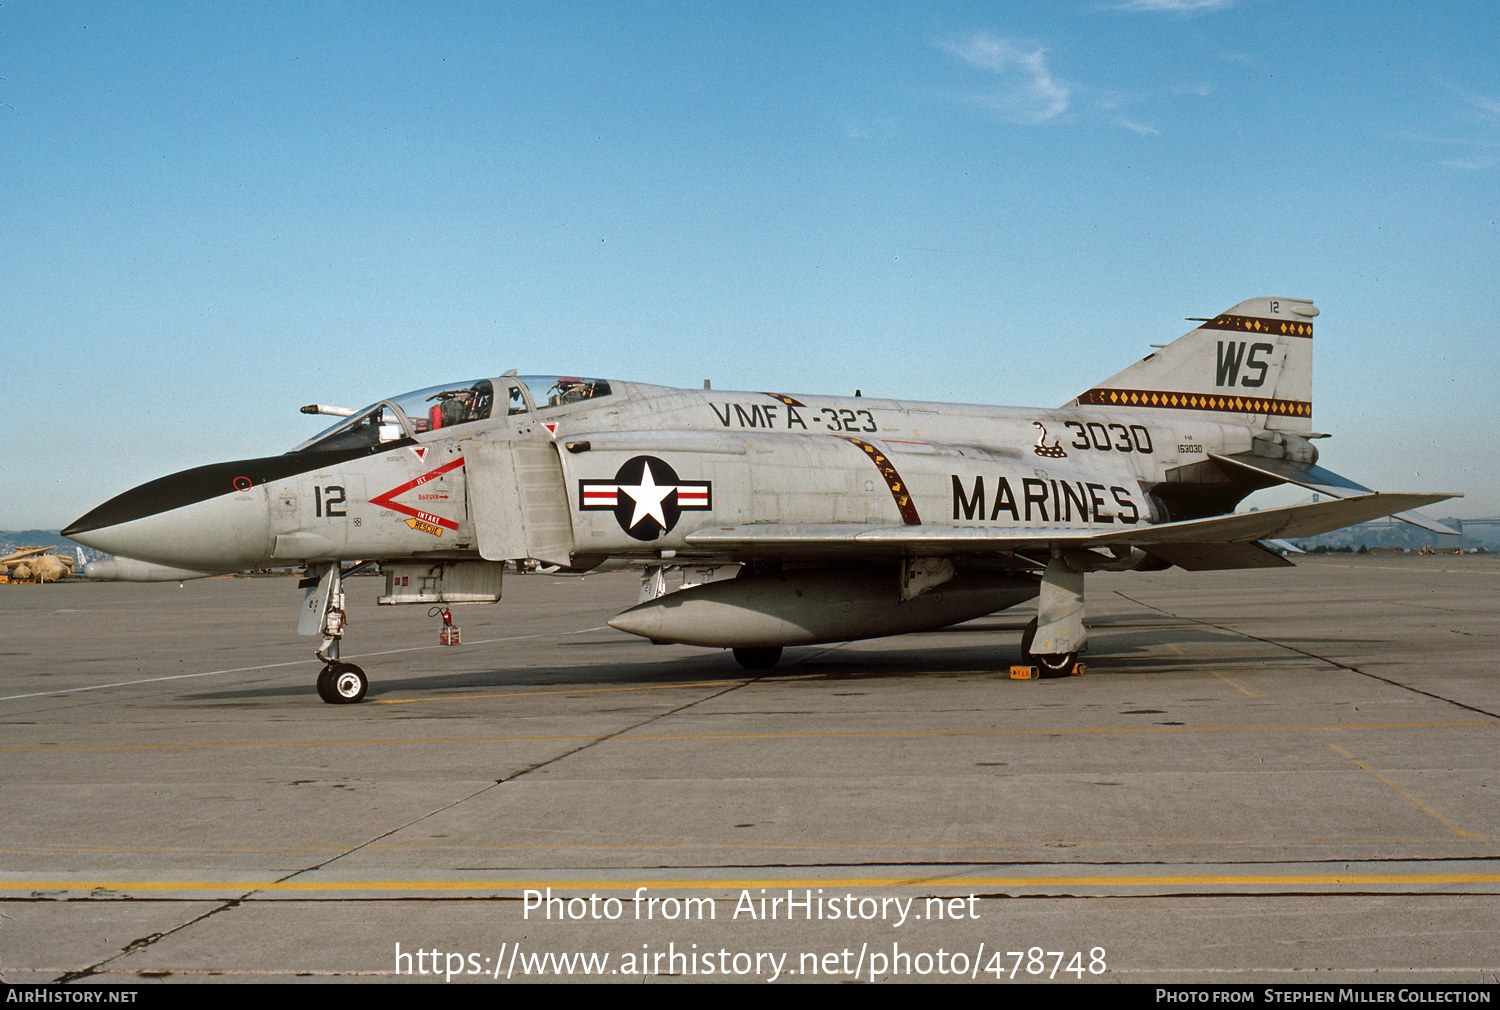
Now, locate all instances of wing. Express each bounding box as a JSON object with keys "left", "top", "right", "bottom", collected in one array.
[{"left": 685, "top": 492, "right": 1456, "bottom": 569}]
